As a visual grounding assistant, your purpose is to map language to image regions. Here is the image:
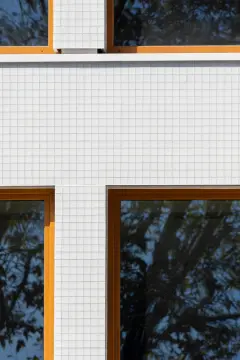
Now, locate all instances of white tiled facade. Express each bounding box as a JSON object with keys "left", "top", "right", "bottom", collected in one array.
[
  {"left": 1, "top": 0, "right": 240, "bottom": 357},
  {"left": 54, "top": 0, "right": 105, "bottom": 49},
  {"left": 1, "top": 62, "right": 240, "bottom": 359}
]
